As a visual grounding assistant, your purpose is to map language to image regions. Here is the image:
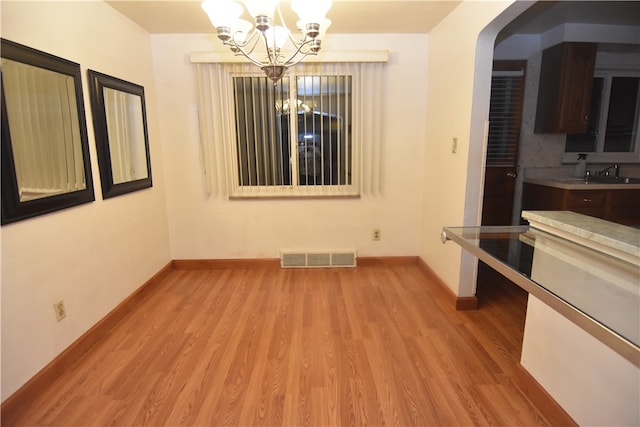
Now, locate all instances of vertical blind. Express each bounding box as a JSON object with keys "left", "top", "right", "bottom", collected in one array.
[
  {"left": 233, "top": 75, "right": 352, "bottom": 188},
  {"left": 233, "top": 75, "right": 290, "bottom": 187},
  {"left": 195, "top": 61, "right": 383, "bottom": 197}
]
